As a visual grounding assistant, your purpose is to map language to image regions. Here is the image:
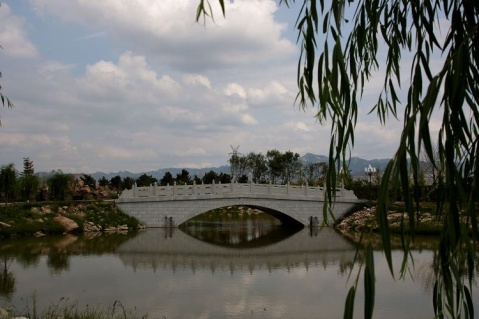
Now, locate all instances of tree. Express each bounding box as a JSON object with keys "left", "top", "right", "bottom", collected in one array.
[
  {"left": 122, "top": 176, "right": 135, "bottom": 190},
  {"left": 98, "top": 176, "right": 109, "bottom": 187},
  {"left": 47, "top": 170, "right": 72, "bottom": 201},
  {"left": 202, "top": 170, "right": 218, "bottom": 184},
  {"left": 80, "top": 174, "right": 96, "bottom": 188},
  {"left": 247, "top": 152, "right": 268, "bottom": 183},
  {"left": 22, "top": 158, "right": 34, "bottom": 176},
  {"left": 18, "top": 158, "right": 40, "bottom": 202},
  {"left": 175, "top": 169, "right": 192, "bottom": 185},
  {"left": 0, "top": 163, "right": 16, "bottom": 212},
  {"left": 136, "top": 174, "right": 157, "bottom": 187},
  {"left": 198, "top": 1, "right": 478, "bottom": 318},
  {"left": 109, "top": 175, "right": 122, "bottom": 192},
  {"left": 160, "top": 172, "right": 175, "bottom": 186},
  {"left": 306, "top": 162, "right": 328, "bottom": 186}
]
